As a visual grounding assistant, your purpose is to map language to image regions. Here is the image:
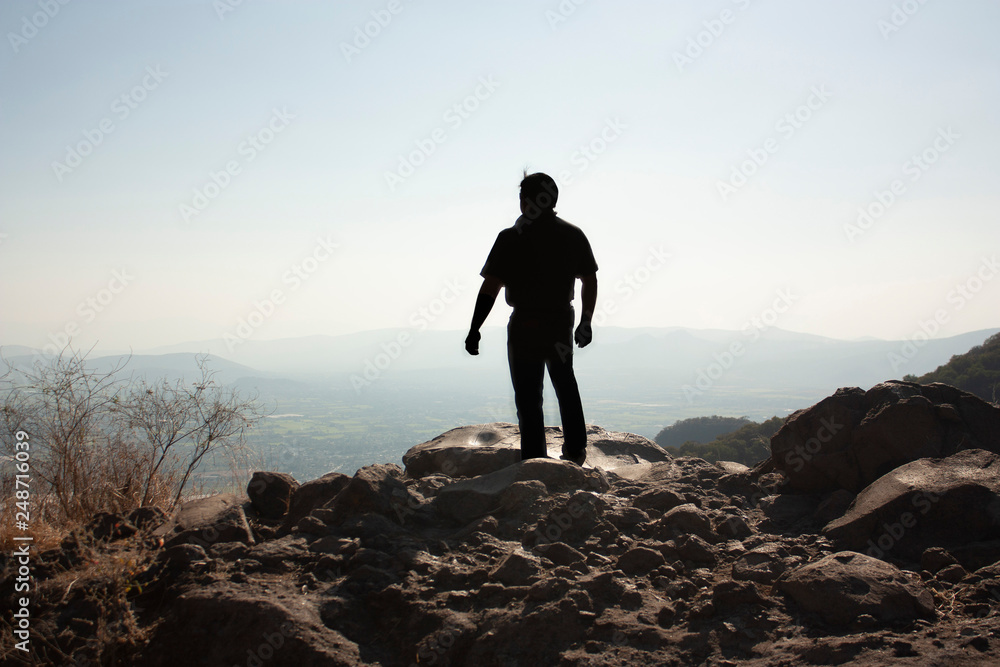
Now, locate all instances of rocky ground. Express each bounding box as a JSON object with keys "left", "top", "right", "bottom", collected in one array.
[{"left": 3, "top": 380, "right": 1000, "bottom": 666}]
